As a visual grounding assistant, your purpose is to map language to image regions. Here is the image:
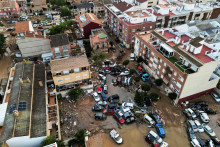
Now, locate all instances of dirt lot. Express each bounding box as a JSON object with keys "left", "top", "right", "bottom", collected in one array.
[{"left": 0, "top": 55, "right": 12, "bottom": 79}]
